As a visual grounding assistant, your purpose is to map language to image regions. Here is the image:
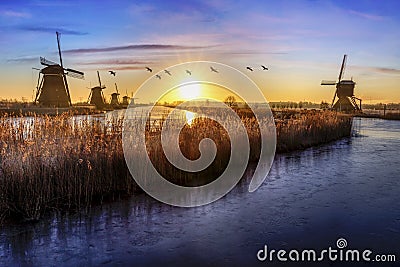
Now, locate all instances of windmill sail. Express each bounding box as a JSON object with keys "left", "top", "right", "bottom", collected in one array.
[{"left": 40, "top": 57, "right": 58, "bottom": 66}]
